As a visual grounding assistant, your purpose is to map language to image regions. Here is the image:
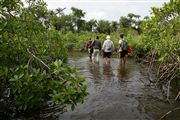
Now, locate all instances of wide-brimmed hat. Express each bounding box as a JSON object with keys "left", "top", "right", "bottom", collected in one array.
[{"left": 106, "top": 35, "right": 110, "bottom": 39}]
